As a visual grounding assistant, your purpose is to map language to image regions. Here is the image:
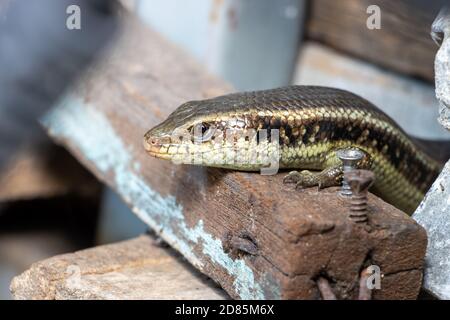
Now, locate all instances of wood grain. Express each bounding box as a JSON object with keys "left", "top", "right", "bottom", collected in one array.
[
  {"left": 39, "top": 15, "right": 427, "bottom": 299},
  {"left": 0, "top": 143, "right": 100, "bottom": 202},
  {"left": 306, "top": 0, "right": 446, "bottom": 82},
  {"left": 10, "top": 234, "right": 227, "bottom": 300}
]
